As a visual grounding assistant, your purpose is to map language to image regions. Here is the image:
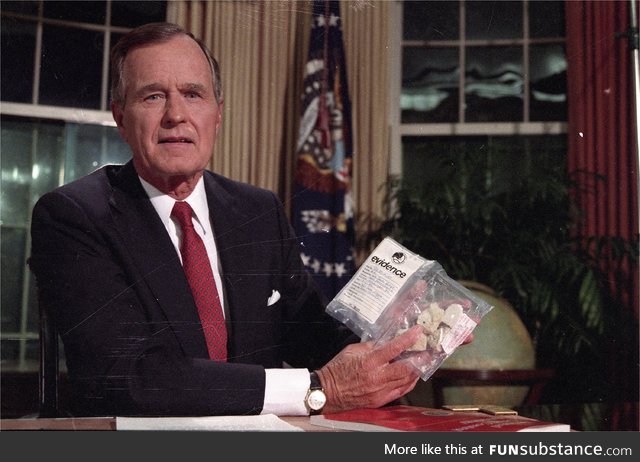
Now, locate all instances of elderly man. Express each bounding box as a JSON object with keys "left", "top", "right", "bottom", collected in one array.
[{"left": 29, "top": 22, "right": 422, "bottom": 417}]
